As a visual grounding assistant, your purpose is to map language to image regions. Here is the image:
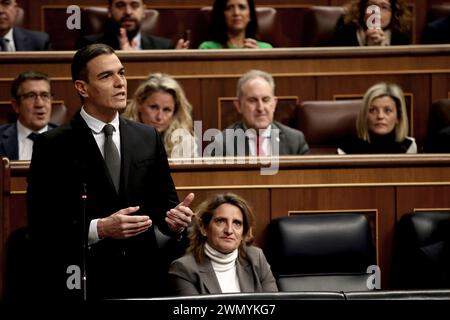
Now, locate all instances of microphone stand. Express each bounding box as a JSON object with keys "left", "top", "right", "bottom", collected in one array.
[{"left": 81, "top": 183, "right": 88, "bottom": 302}]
